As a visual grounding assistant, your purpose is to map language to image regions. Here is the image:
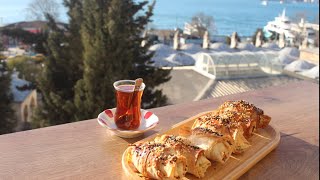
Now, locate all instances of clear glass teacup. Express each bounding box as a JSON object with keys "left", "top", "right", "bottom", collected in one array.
[{"left": 113, "top": 80, "right": 145, "bottom": 130}]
